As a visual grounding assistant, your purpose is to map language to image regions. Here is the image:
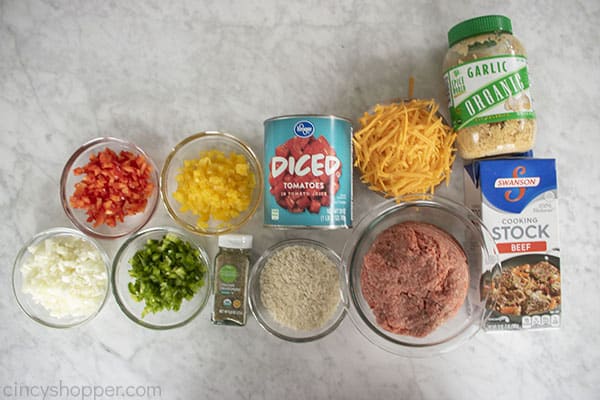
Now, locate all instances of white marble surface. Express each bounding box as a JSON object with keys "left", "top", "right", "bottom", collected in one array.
[{"left": 1, "top": 1, "right": 599, "bottom": 399}]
